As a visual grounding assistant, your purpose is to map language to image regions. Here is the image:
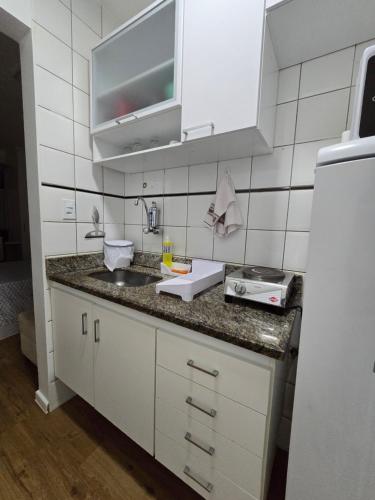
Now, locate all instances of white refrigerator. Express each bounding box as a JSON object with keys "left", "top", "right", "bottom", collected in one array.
[{"left": 286, "top": 138, "right": 375, "bottom": 499}]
